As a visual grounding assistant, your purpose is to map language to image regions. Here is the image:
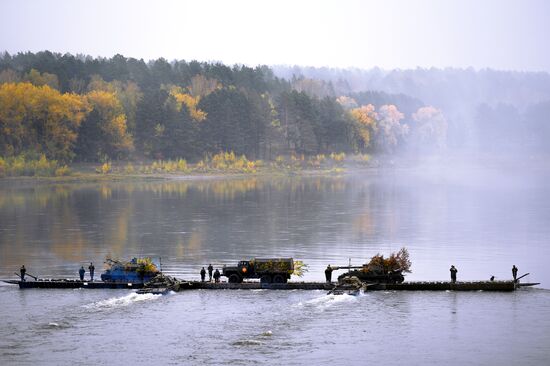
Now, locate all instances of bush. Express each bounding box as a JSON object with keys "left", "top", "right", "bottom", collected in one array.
[
  {"left": 208, "top": 152, "right": 260, "bottom": 173},
  {"left": 33, "top": 154, "right": 57, "bottom": 176},
  {"left": 330, "top": 152, "right": 346, "bottom": 163},
  {"left": 55, "top": 165, "right": 71, "bottom": 176},
  {"left": 124, "top": 163, "right": 135, "bottom": 174},
  {"left": 145, "top": 159, "right": 190, "bottom": 174},
  {"left": 0, "top": 154, "right": 64, "bottom": 177},
  {"left": 97, "top": 162, "right": 112, "bottom": 174}
]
